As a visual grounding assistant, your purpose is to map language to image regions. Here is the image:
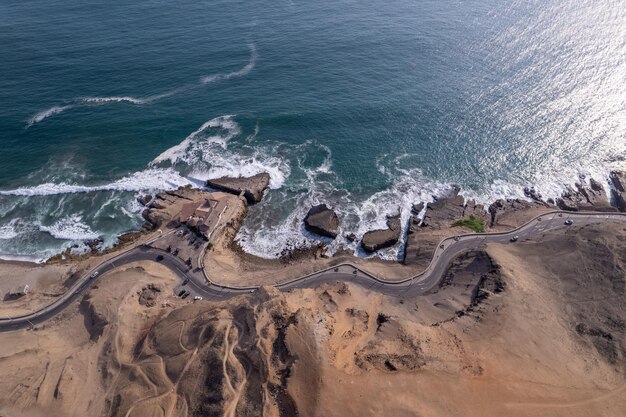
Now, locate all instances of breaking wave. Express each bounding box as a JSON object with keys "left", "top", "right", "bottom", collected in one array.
[
  {"left": 0, "top": 168, "right": 191, "bottom": 197},
  {"left": 0, "top": 221, "right": 19, "bottom": 240},
  {"left": 39, "top": 214, "right": 100, "bottom": 240},
  {"left": 152, "top": 115, "right": 290, "bottom": 189}
]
